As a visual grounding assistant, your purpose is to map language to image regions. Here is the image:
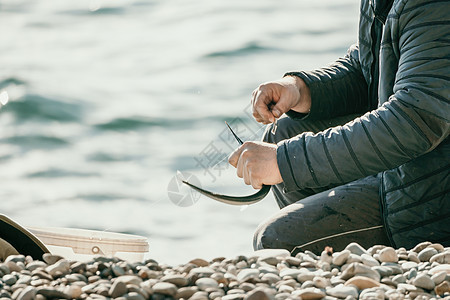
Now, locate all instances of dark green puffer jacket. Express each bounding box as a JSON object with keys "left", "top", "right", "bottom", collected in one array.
[{"left": 278, "top": 0, "right": 449, "bottom": 248}]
